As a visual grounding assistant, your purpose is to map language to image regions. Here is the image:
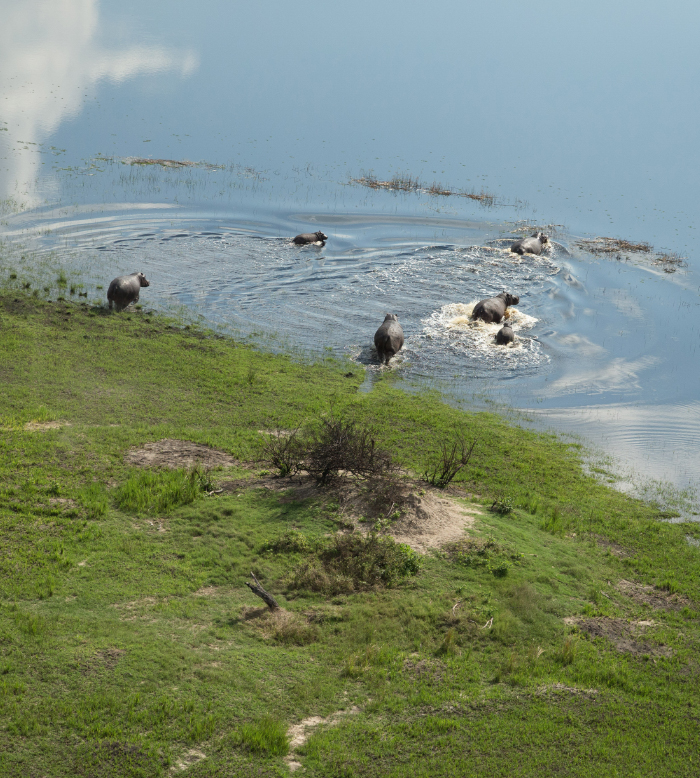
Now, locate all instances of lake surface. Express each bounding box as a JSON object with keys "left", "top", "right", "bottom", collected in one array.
[{"left": 1, "top": 0, "right": 699, "bottom": 508}]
